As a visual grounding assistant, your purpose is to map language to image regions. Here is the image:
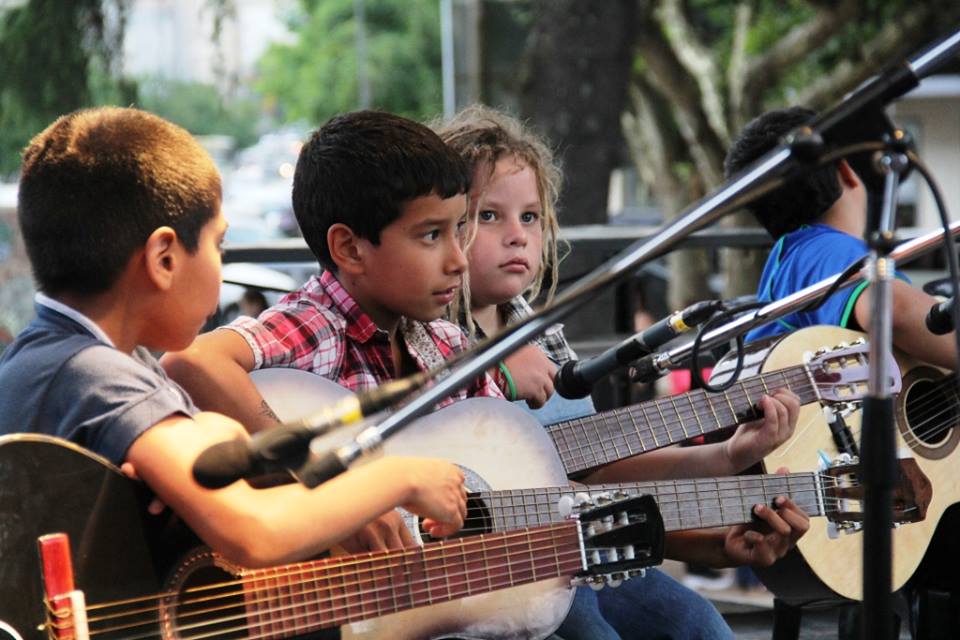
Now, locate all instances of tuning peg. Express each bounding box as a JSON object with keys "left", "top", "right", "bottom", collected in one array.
[
  {"left": 628, "top": 568, "right": 647, "bottom": 579},
  {"left": 851, "top": 337, "right": 866, "bottom": 345},
  {"left": 833, "top": 341, "right": 849, "bottom": 350},
  {"left": 606, "top": 573, "right": 624, "bottom": 588},
  {"left": 557, "top": 495, "right": 575, "bottom": 518}
]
